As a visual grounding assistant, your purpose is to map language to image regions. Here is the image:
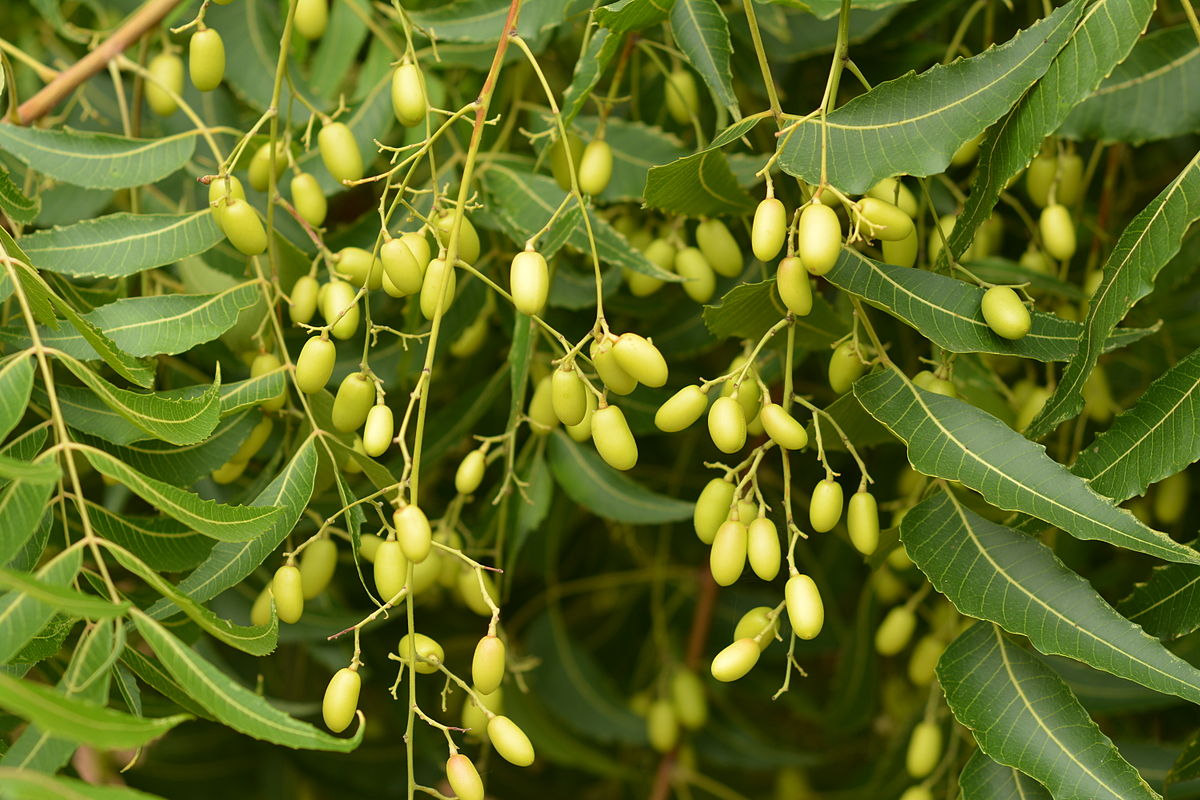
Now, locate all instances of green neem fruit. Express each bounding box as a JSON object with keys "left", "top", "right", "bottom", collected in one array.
[
  {"left": 1154, "top": 471, "right": 1189, "bottom": 525},
  {"left": 294, "top": 0, "right": 328, "bottom": 38},
  {"left": 760, "top": 402, "right": 807, "bottom": 450},
  {"left": 299, "top": 537, "right": 337, "bottom": 599},
  {"left": 289, "top": 275, "right": 319, "bottom": 324},
  {"left": 875, "top": 606, "right": 917, "bottom": 656},
  {"left": 318, "top": 122, "right": 363, "bottom": 184},
  {"left": 380, "top": 235, "right": 427, "bottom": 297},
  {"left": 776, "top": 256, "right": 813, "bottom": 316},
  {"left": 591, "top": 405, "right": 638, "bottom": 471},
  {"left": 146, "top": 52, "right": 183, "bottom": 116},
  {"left": 462, "top": 687, "right": 503, "bottom": 738},
  {"left": 511, "top": 249, "right": 549, "bottom": 316},
  {"left": 734, "top": 606, "right": 778, "bottom": 649},
  {"left": 858, "top": 196, "right": 914, "bottom": 242},
  {"left": 189, "top": 28, "right": 225, "bottom": 92},
  {"left": 906, "top": 721, "right": 942, "bottom": 778},
  {"left": 907, "top": 635, "right": 944, "bottom": 687},
  {"left": 362, "top": 404, "right": 394, "bottom": 457},
  {"left": 331, "top": 372, "right": 375, "bottom": 432},
  {"left": 578, "top": 139, "right": 614, "bottom": 196},
  {"left": 250, "top": 586, "right": 273, "bottom": 626},
  {"left": 655, "top": 385, "right": 708, "bottom": 432},
  {"left": 665, "top": 67, "right": 700, "bottom": 124},
  {"left": 883, "top": 229, "right": 918, "bottom": 268},
  {"left": 218, "top": 198, "right": 267, "bottom": 255},
  {"left": 322, "top": 667, "right": 360, "bottom": 733},
  {"left": 208, "top": 175, "right": 244, "bottom": 224},
  {"left": 974, "top": 213, "right": 1003, "bottom": 259},
  {"left": 455, "top": 449, "right": 487, "bottom": 495},
  {"left": 450, "top": 313, "right": 490, "bottom": 358},
  {"left": 927, "top": 213, "right": 958, "bottom": 263},
  {"left": 272, "top": 564, "right": 304, "bottom": 623},
  {"left": 373, "top": 539, "right": 408, "bottom": 603},
  {"left": 625, "top": 268, "right": 664, "bottom": 297},
  {"left": 231, "top": 417, "right": 273, "bottom": 463},
  {"left": 708, "top": 395, "right": 747, "bottom": 454},
  {"left": 1025, "top": 152, "right": 1056, "bottom": 207},
  {"left": 644, "top": 237, "right": 677, "bottom": 272},
  {"left": 675, "top": 246, "right": 716, "bottom": 303},
  {"left": 710, "top": 638, "right": 760, "bottom": 682},
  {"left": 912, "top": 370, "right": 958, "bottom": 398},
  {"left": 527, "top": 374, "right": 558, "bottom": 434},
  {"left": 798, "top": 203, "right": 842, "bottom": 275},
  {"left": 694, "top": 478, "right": 735, "bottom": 545},
  {"left": 809, "top": 479, "right": 844, "bottom": 533},
  {"left": 1056, "top": 152, "right": 1084, "bottom": 205},
  {"left": 358, "top": 533, "right": 383, "bottom": 562},
  {"left": 695, "top": 219, "right": 743, "bottom": 278},
  {"left": 335, "top": 246, "right": 383, "bottom": 290},
  {"left": 1020, "top": 245, "right": 1055, "bottom": 275},
  {"left": 472, "top": 635, "right": 506, "bottom": 695},
  {"left": 866, "top": 177, "right": 918, "bottom": 218},
  {"left": 295, "top": 336, "right": 336, "bottom": 394},
  {"left": 951, "top": 133, "right": 981, "bottom": 166},
  {"left": 458, "top": 568, "right": 499, "bottom": 616},
  {"left": 647, "top": 700, "right": 679, "bottom": 753},
  {"left": 670, "top": 670, "right": 707, "bottom": 730},
  {"left": 395, "top": 504, "right": 433, "bottom": 563},
  {"left": 445, "top": 755, "right": 484, "bottom": 800},
  {"left": 211, "top": 459, "right": 247, "bottom": 484},
  {"left": 551, "top": 368, "right": 588, "bottom": 426},
  {"left": 488, "top": 716, "right": 535, "bottom": 767},
  {"left": 628, "top": 237, "right": 672, "bottom": 297},
  {"left": 322, "top": 280, "right": 360, "bottom": 339},
  {"left": 549, "top": 131, "right": 582, "bottom": 191},
  {"left": 566, "top": 389, "right": 598, "bottom": 443},
  {"left": 391, "top": 62, "right": 427, "bottom": 127},
  {"left": 590, "top": 335, "right": 637, "bottom": 395},
  {"left": 710, "top": 519, "right": 748, "bottom": 586},
  {"left": 398, "top": 632, "right": 444, "bottom": 674},
  {"left": 785, "top": 573, "right": 824, "bottom": 640},
  {"left": 612, "top": 333, "right": 668, "bottom": 388},
  {"left": 747, "top": 517, "right": 781, "bottom": 581},
  {"left": 900, "top": 788, "right": 934, "bottom": 800},
  {"left": 289, "top": 172, "right": 326, "bottom": 227},
  {"left": 752, "top": 197, "right": 787, "bottom": 262},
  {"left": 420, "top": 258, "right": 457, "bottom": 320},
  {"left": 250, "top": 352, "right": 286, "bottom": 411},
  {"left": 846, "top": 491, "right": 880, "bottom": 556},
  {"left": 828, "top": 341, "right": 865, "bottom": 394},
  {"left": 981, "top": 286, "right": 1031, "bottom": 341},
  {"left": 1039, "top": 203, "right": 1076, "bottom": 261},
  {"left": 247, "top": 141, "right": 286, "bottom": 192},
  {"left": 434, "top": 209, "right": 481, "bottom": 264}
]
